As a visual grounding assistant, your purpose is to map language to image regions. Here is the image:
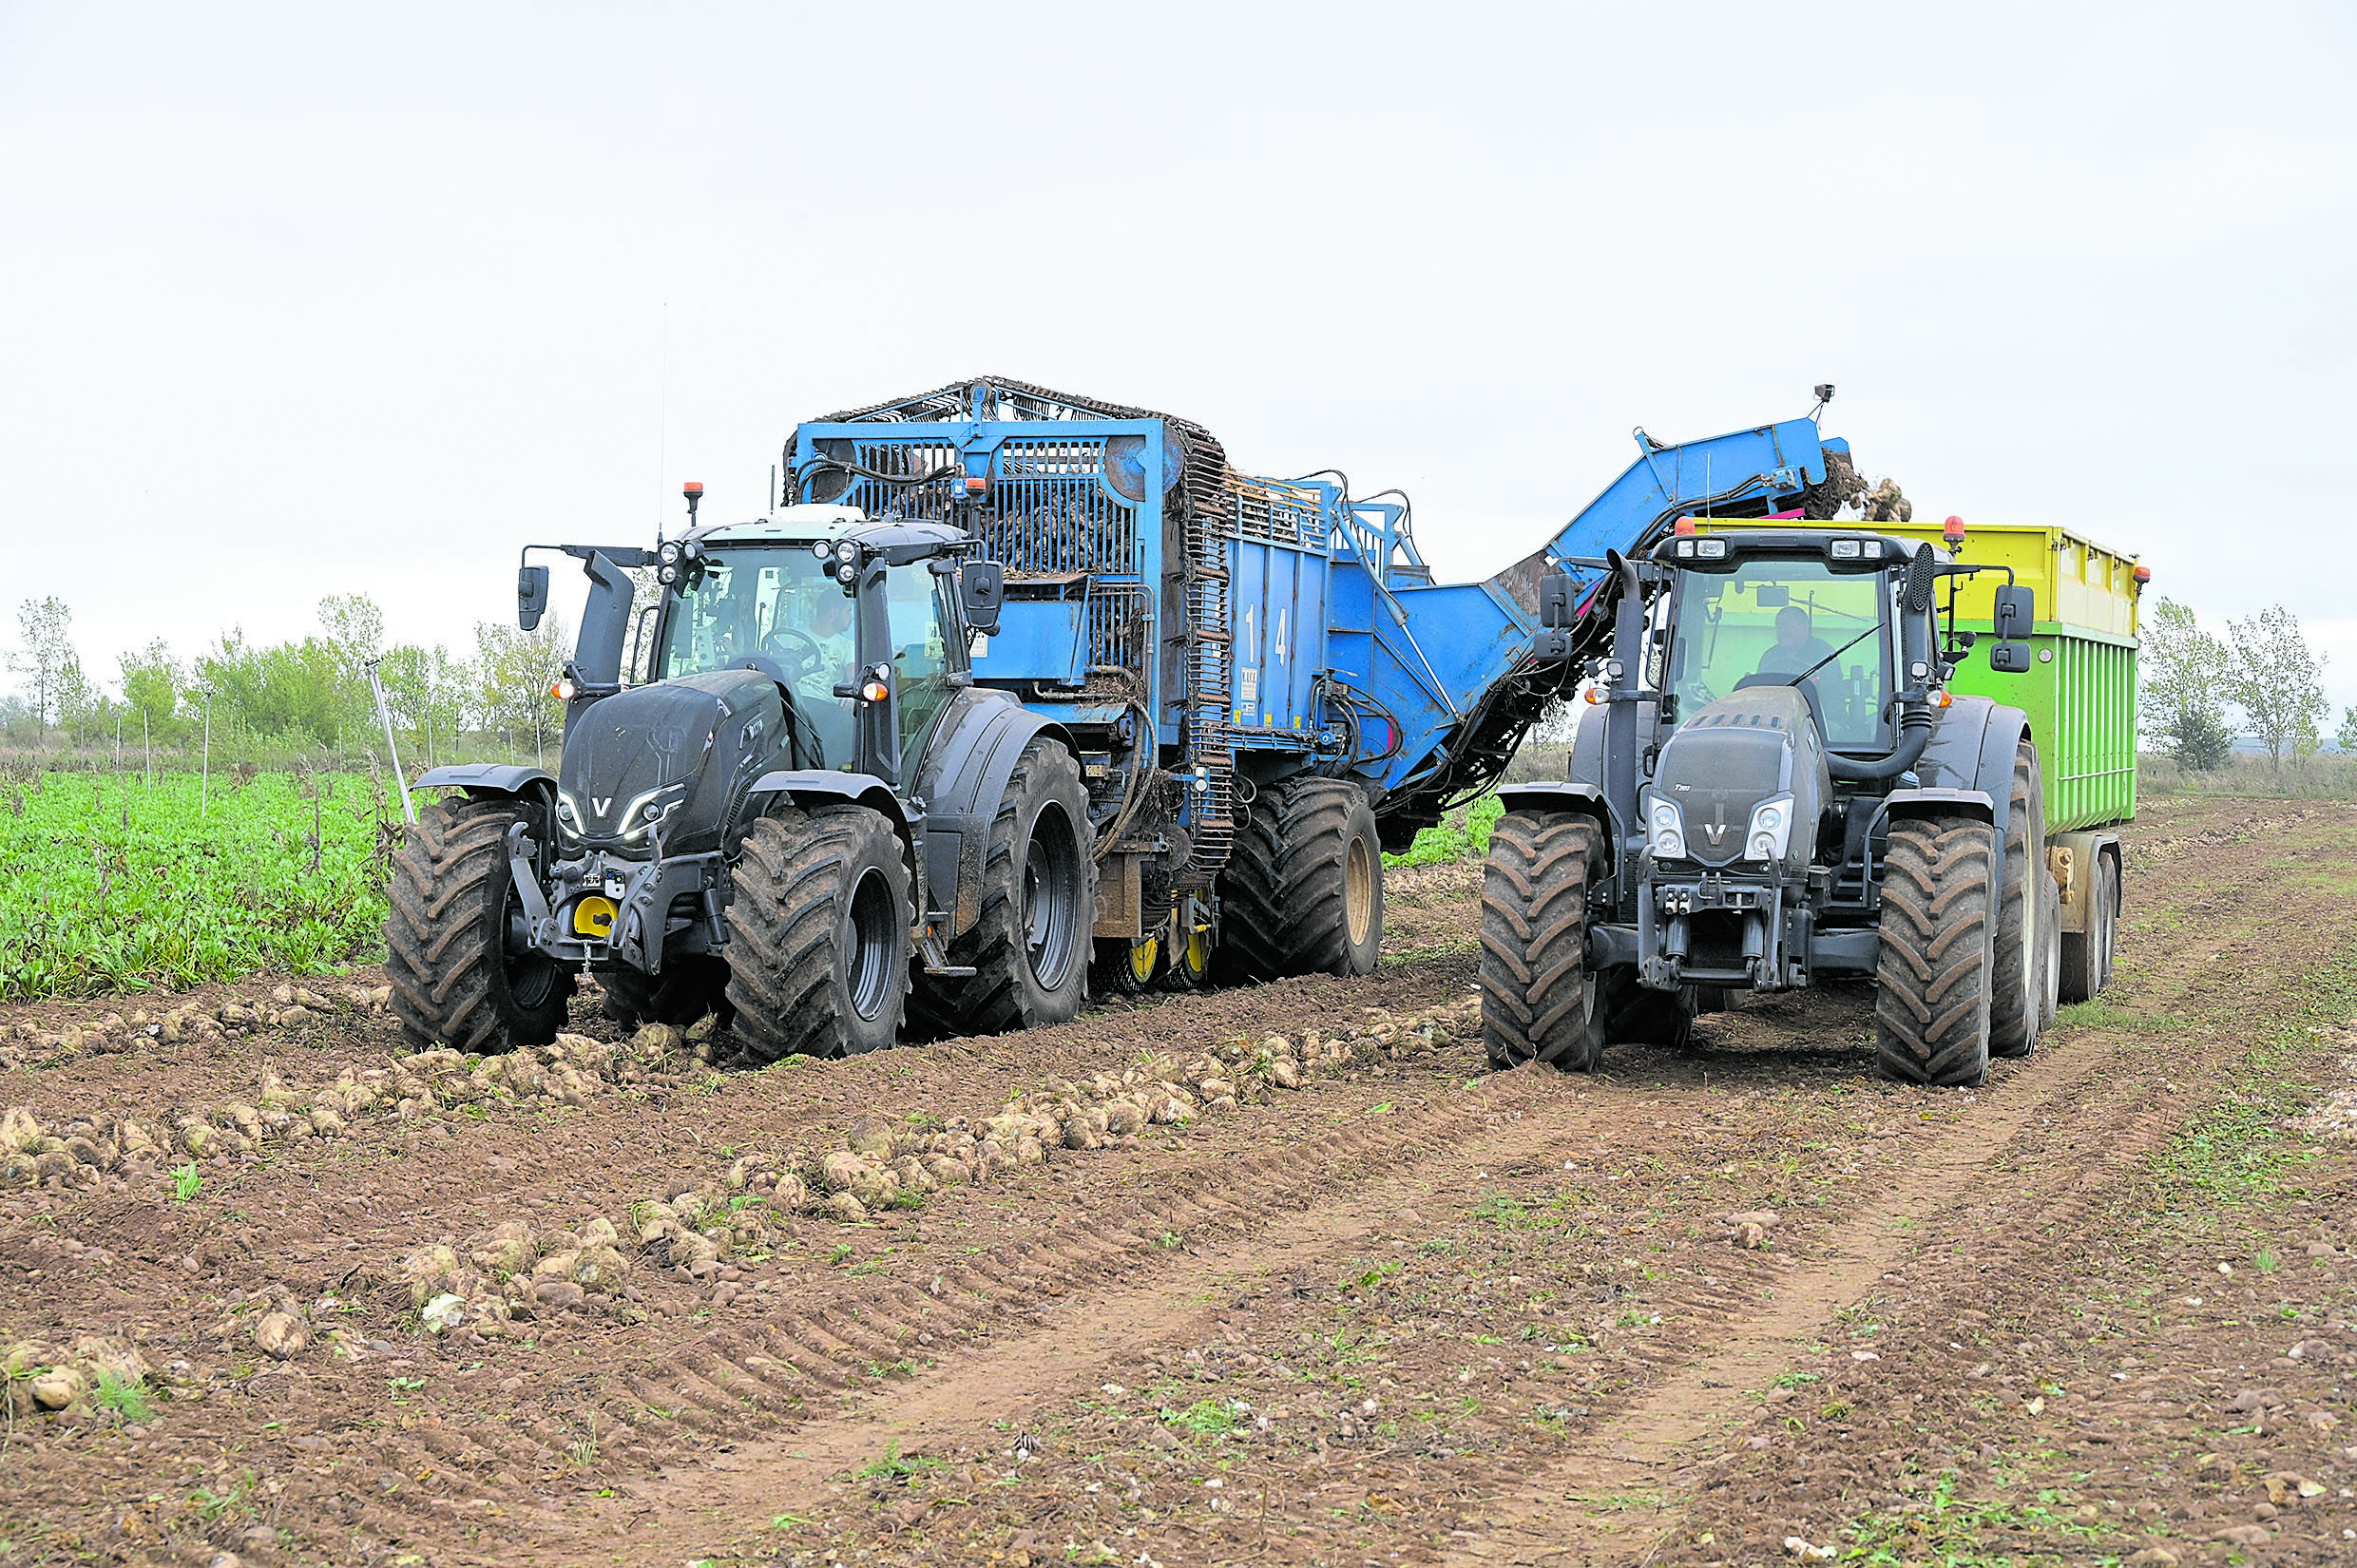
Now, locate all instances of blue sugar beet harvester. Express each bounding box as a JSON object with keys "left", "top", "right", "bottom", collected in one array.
[{"left": 384, "top": 375, "right": 1849, "bottom": 1061}]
